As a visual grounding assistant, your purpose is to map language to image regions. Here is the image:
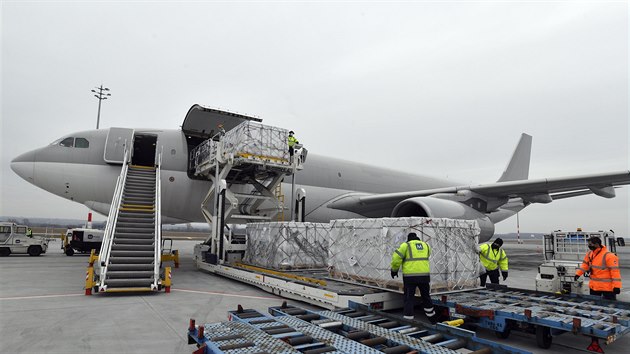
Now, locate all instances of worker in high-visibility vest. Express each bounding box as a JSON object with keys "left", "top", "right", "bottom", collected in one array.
[
  {"left": 575, "top": 236, "right": 622, "bottom": 300},
  {"left": 26, "top": 228, "right": 33, "bottom": 237},
  {"left": 288, "top": 130, "right": 299, "bottom": 157},
  {"left": 478, "top": 238, "right": 508, "bottom": 286},
  {"left": 391, "top": 233, "right": 437, "bottom": 323}
]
